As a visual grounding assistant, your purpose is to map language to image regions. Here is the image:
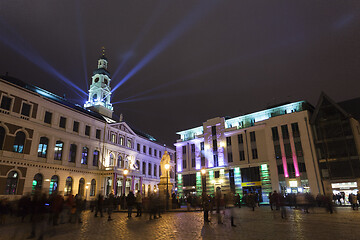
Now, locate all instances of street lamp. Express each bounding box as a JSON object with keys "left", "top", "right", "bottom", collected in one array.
[
  {"left": 123, "top": 169, "right": 128, "bottom": 196},
  {"left": 165, "top": 163, "right": 170, "bottom": 210},
  {"left": 201, "top": 168, "right": 206, "bottom": 194}
]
